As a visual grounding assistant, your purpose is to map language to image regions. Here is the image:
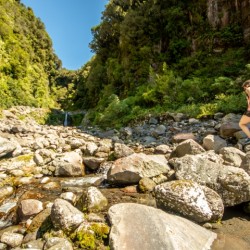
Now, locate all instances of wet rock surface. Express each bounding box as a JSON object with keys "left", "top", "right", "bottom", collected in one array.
[{"left": 0, "top": 106, "right": 249, "bottom": 249}]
